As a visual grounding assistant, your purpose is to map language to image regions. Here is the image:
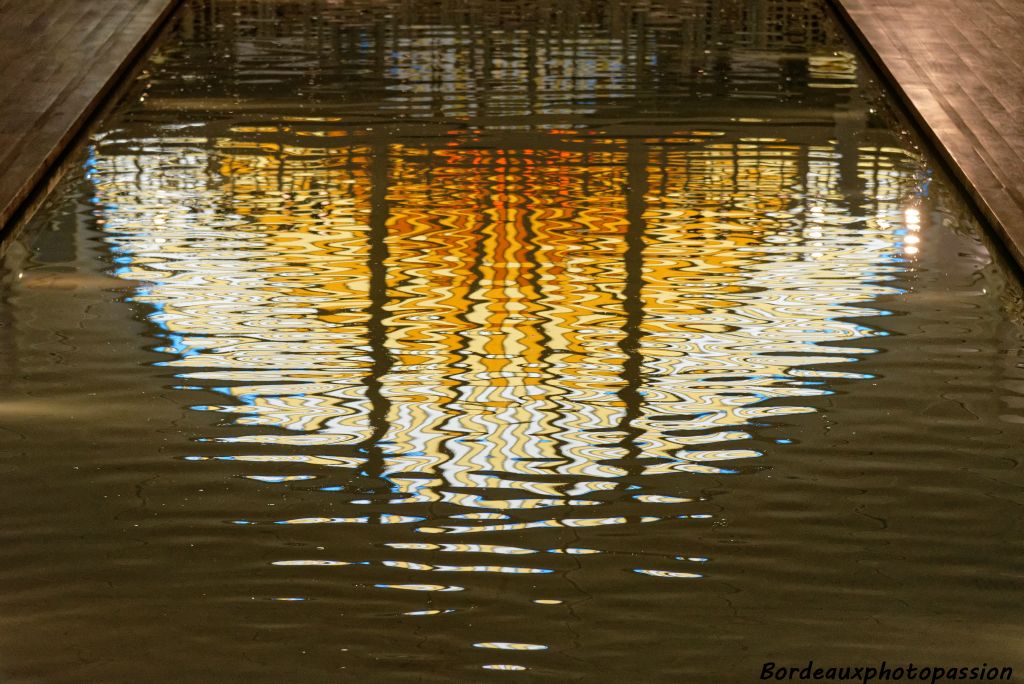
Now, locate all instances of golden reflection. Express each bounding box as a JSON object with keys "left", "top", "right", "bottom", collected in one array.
[
  {"left": 474, "top": 642, "right": 548, "bottom": 651},
  {"left": 85, "top": 1, "right": 927, "bottom": 602},
  {"left": 89, "top": 130, "right": 919, "bottom": 522},
  {"left": 482, "top": 665, "right": 528, "bottom": 671},
  {"left": 634, "top": 569, "right": 703, "bottom": 579},
  {"left": 376, "top": 584, "right": 464, "bottom": 592},
  {"left": 385, "top": 543, "right": 538, "bottom": 555},
  {"left": 381, "top": 560, "right": 552, "bottom": 574}
]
